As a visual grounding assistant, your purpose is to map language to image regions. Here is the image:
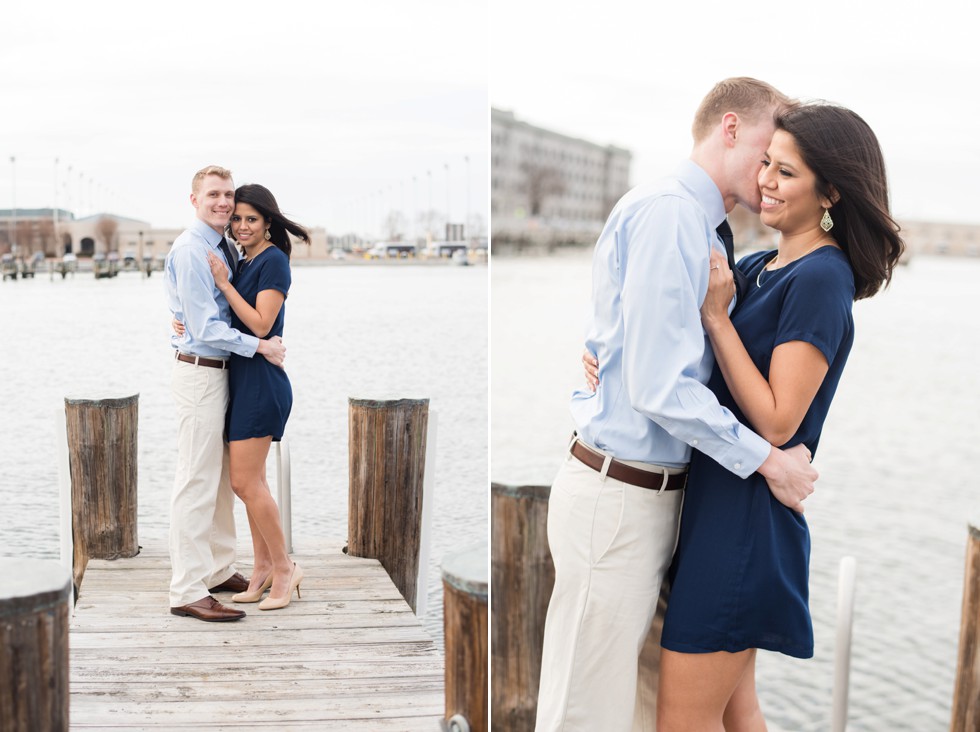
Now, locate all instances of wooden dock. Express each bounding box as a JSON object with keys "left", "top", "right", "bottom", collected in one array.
[{"left": 69, "top": 541, "right": 444, "bottom": 730}]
